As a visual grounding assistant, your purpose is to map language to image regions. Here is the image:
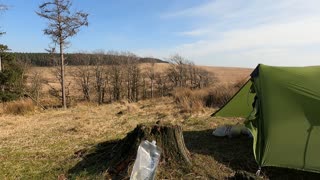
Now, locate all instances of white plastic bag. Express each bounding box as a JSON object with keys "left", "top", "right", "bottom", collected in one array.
[
  {"left": 212, "top": 124, "right": 252, "bottom": 138},
  {"left": 130, "top": 140, "right": 161, "bottom": 180},
  {"left": 212, "top": 125, "right": 232, "bottom": 137}
]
